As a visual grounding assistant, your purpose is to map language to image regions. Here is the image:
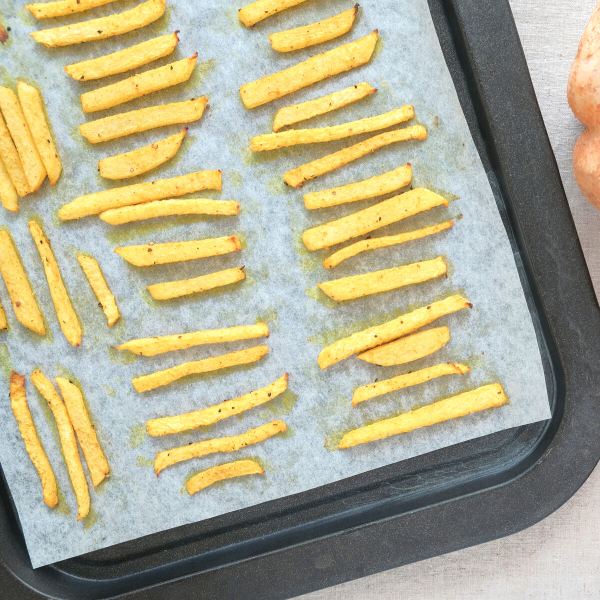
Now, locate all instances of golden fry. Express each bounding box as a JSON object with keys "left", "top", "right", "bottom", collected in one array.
[
  {"left": 10, "top": 372, "right": 58, "bottom": 508},
  {"left": 133, "top": 345, "right": 269, "bottom": 393},
  {"left": 339, "top": 384, "right": 508, "bottom": 449},
  {"left": 26, "top": 0, "right": 119, "bottom": 19},
  {"left": 0, "top": 156, "right": 19, "bottom": 212},
  {"left": 187, "top": 460, "right": 265, "bottom": 495},
  {"left": 0, "top": 113, "right": 30, "bottom": 197},
  {"left": 31, "top": 0, "right": 166, "bottom": 47},
  {"left": 240, "top": 31, "right": 378, "bottom": 109},
  {"left": 155, "top": 420, "right": 286, "bottom": 475},
  {"left": 65, "top": 32, "right": 180, "bottom": 81},
  {"left": 318, "top": 295, "right": 472, "bottom": 369},
  {"left": 0, "top": 231, "right": 45, "bottom": 335},
  {"left": 28, "top": 221, "right": 81, "bottom": 347},
  {"left": 285, "top": 125, "right": 427, "bottom": 187},
  {"left": 78, "top": 96, "right": 207, "bottom": 144},
  {"left": 77, "top": 255, "right": 120, "bottom": 326},
  {"left": 0, "top": 298, "right": 7, "bottom": 330},
  {"left": 147, "top": 374, "right": 289, "bottom": 436},
  {"left": 239, "top": 0, "right": 309, "bottom": 27}
]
